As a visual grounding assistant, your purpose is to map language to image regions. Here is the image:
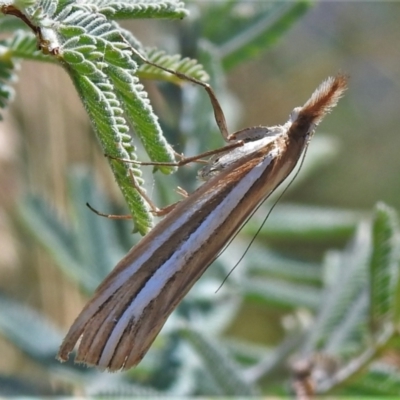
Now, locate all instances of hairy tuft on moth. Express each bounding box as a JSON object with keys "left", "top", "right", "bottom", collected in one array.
[
  {"left": 293, "top": 74, "right": 348, "bottom": 131},
  {"left": 58, "top": 73, "right": 347, "bottom": 371}
]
